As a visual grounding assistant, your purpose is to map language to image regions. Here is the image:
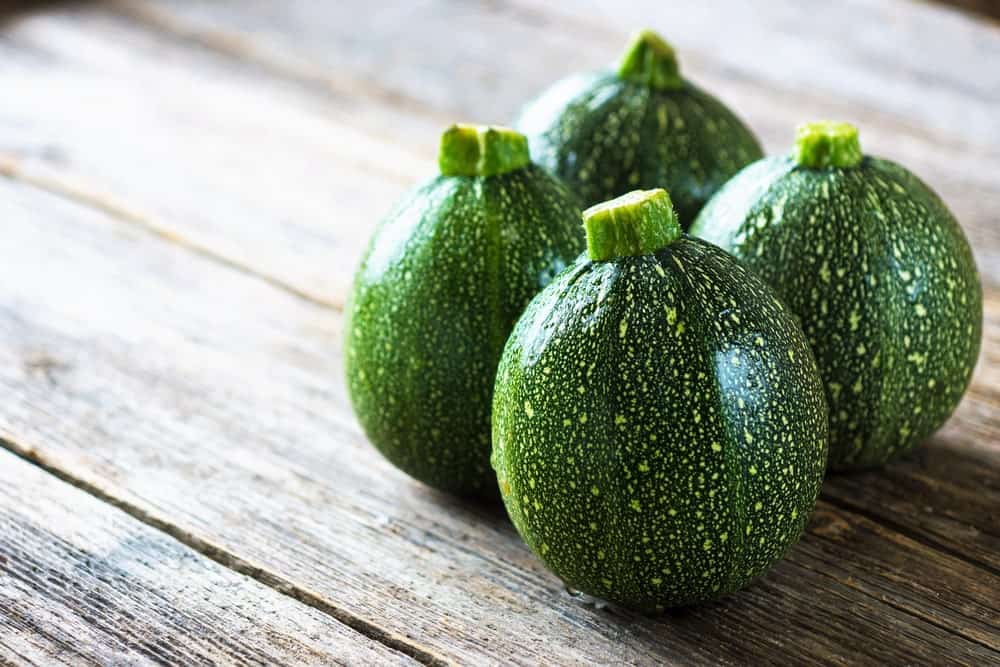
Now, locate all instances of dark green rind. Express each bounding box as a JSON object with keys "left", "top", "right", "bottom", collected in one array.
[
  {"left": 516, "top": 73, "right": 763, "bottom": 227},
  {"left": 691, "top": 156, "right": 983, "bottom": 469},
  {"left": 492, "top": 238, "right": 828, "bottom": 611},
  {"left": 346, "top": 165, "right": 584, "bottom": 497}
]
